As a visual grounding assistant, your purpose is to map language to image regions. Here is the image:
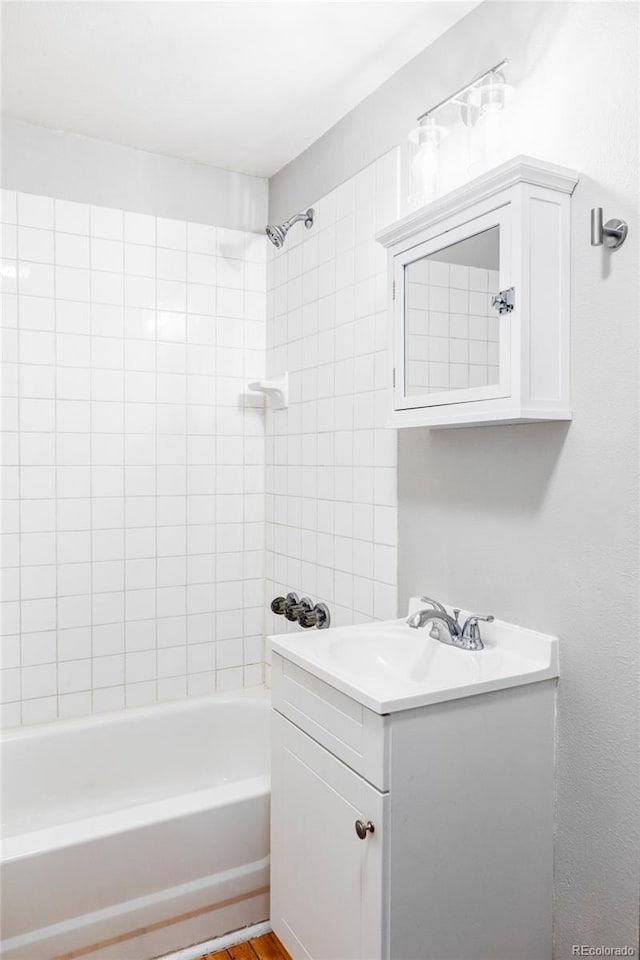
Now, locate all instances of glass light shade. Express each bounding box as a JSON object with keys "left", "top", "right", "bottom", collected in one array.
[
  {"left": 408, "top": 118, "right": 447, "bottom": 208},
  {"left": 466, "top": 71, "right": 515, "bottom": 174},
  {"left": 465, "top": 70, "right": 515, "bottom": 118}
]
